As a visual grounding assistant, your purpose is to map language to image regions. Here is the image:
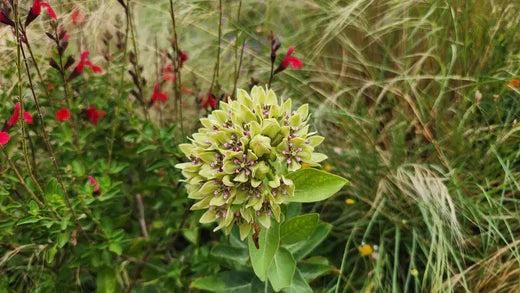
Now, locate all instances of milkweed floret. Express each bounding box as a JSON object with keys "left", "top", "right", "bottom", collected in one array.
[{"left": 176, "top": 86, "right": 326, "bottom": 240}]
